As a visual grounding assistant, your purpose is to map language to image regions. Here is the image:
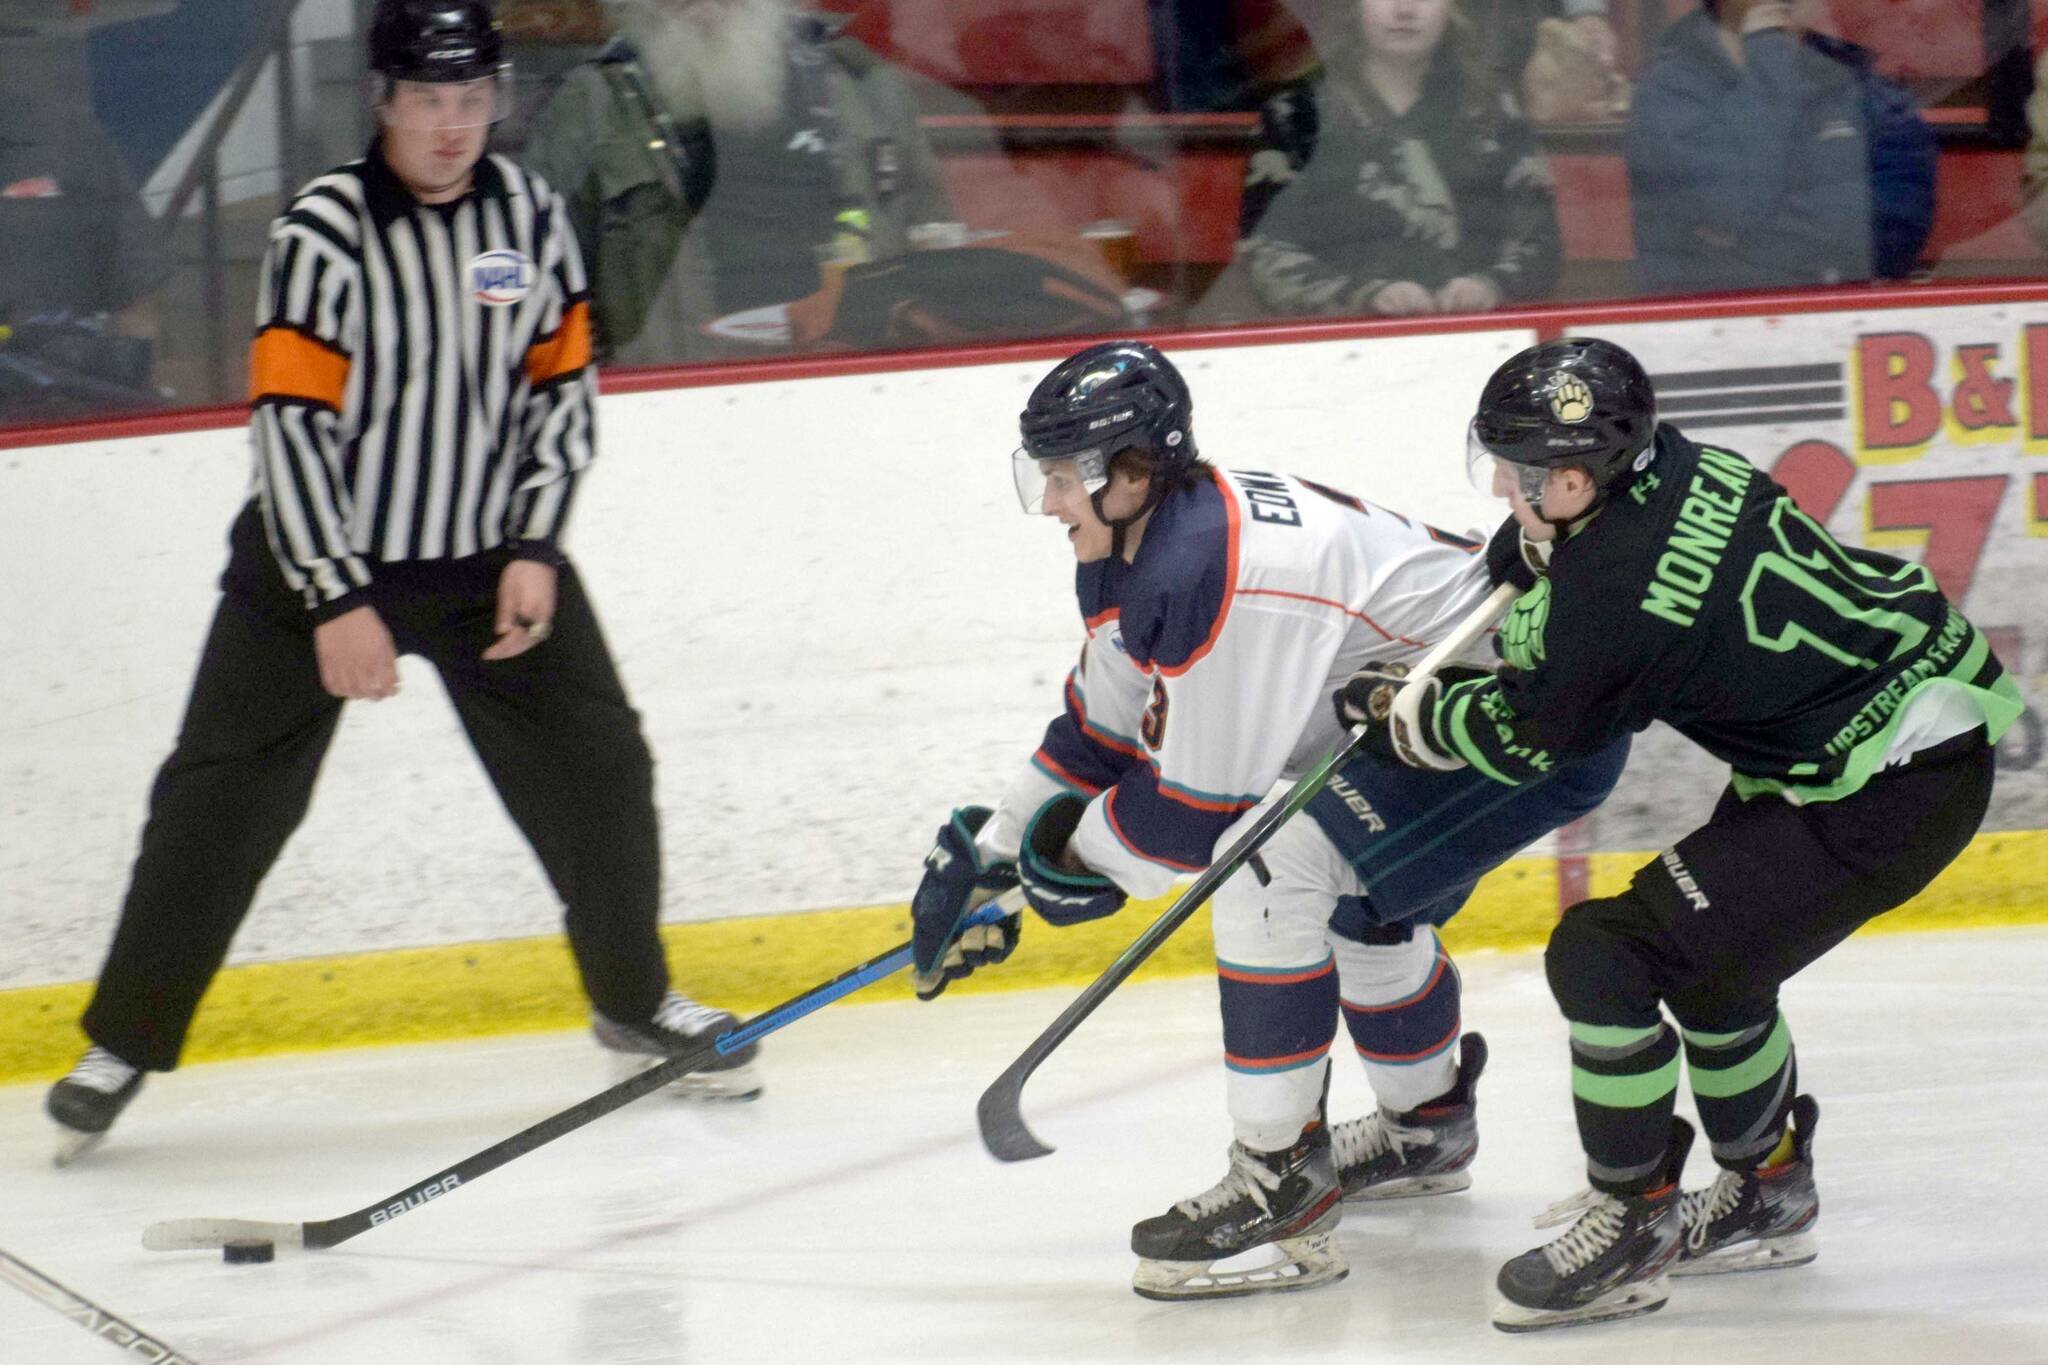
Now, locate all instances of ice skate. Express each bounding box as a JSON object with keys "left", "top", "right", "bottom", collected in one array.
[
  {"left": 1335, "top": 1032, "right": 1486, "bottom": 1201},
  {"left": 1129, "top": 1120, "right": 1347, "bottom": 1301},
  {"left": 46, "top": 1046, "right": 145, "bottom": 1167},
  {"left": 593, "top": 992, "right": 762, "bottom": 1101},
  {"left": 1675, "top": 1094, "right": 1820, "bottom": 1276},
  {"left": 1492, "top": 1118, "right": 1693, "bottom": 1332}
]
